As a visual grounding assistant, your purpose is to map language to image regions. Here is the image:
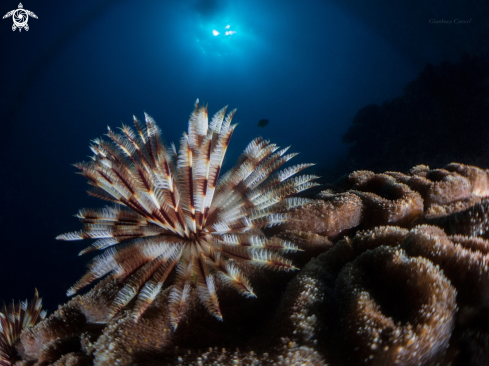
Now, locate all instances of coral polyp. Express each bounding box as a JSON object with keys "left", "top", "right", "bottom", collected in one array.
[{"left": 57, "top": 100, "right": 317, "bottom": 328}]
